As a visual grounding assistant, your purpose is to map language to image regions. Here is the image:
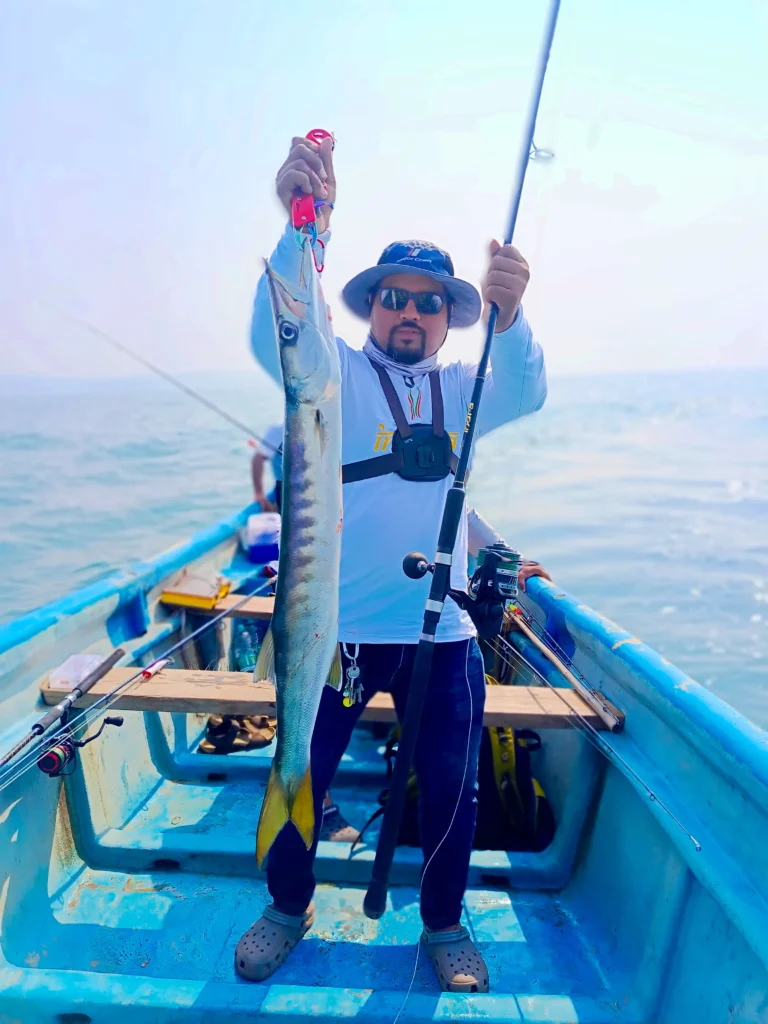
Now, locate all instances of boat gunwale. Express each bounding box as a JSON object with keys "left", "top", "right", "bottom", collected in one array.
[
  {"left": 524, "top": 576, "right": 768, "bottom": 797},
  {"left": 0, "top": 504, "right": 257, "bottom": 657}
]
